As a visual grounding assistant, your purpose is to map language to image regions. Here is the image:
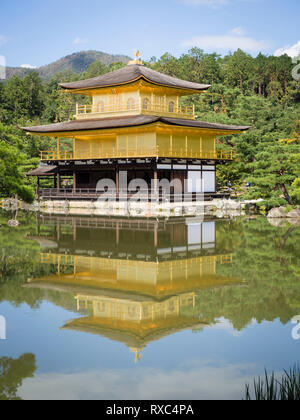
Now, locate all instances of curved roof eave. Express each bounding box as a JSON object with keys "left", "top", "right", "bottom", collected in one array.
[
  {"left": 59, "top": 64, "right": 211, "bottom": 93},
  {"left": 21, "top": 115, "right": 251, "bottom": 136}
]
